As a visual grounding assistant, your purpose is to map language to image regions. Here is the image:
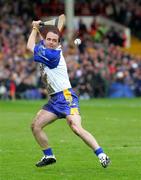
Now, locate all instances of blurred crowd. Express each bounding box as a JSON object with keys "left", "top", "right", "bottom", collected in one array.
[
  {"left": 0, "top": 0, "right": 141, "bottom": 100},
  {"left": 35, "top": 0, "right": 141, "bottom": 39}
]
